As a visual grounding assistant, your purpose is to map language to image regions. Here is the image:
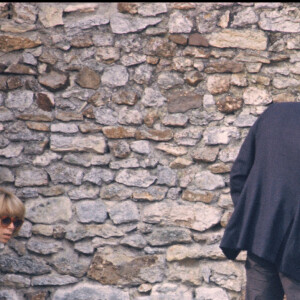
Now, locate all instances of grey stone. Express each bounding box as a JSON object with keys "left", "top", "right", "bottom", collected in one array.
[
  {"left": 68, "top": 184, "right": 100, "bottom": 200},
  {"left": 0, "top": 255, "right": 51, "bottom": 275},
  {"left": 141, "top": 87, "right": 166, "bottom": 107},
  {"left": 84, "top": 167, "right": 114, "bottom": 185},
  {"left": 50, "top": 134, "right": 107, "bottom": 154},
  {"left": 53, "top": 282, "right": 130, "bottom": 300},
  {"left": 5, "top": 90, "right": 33, "bottom": 111},
  {"left": 259, "top": 7, "right": 300, "bottom": 33},
  {"left": 0, "top": 274, "right": 31, "bottom": 288},
  {"left": 147, "top": 227, "right": 192, "bottom": 246},
  {"left": 121, "top": 233, "right": 147, "bottom": 249},
  {"left": 31, "top": 274, "right": 79, "bottom": 286},
  {"left": 138, "top": 3, "right": 167, "bottom": 17},
  {"left": 27, "top": 237, "right": 63, "bottom": 255},
  {"left": 194, "top": 170, "right": 225, "bottom": 191},
  {"left": 133, "top": 64, "right": 153, "bottom": 84},
  {"left": 47, "top": 162, "right": 84, "bottom": 185},
  {"left": 195, "top": 286, "right": 229, "bottom": 300},
  {"left": 25, "top": 196, "right": 72, "bottom": 224},
  {"left": 110, "top": 13, "right": 162, "bottom": 34},
  {"left": 95, "top": 108, "right": 118, "bottom": 125},
  {"left": 156, "top": 165, "right": 177, "bottom": 186},
  {"left": 116, "top": 169, "right": 156, "bottom": 188},
  {"left": 100, "top": 183, "right": 132, "bottom": 200},
  {"left": 15, "top": 166, "right": 48, "bottom": 186},
  {"left": 157, "top": 72, "right": 184, "bottom": 90},
  {"left": 169, "top": 11, "right": 193, "bottom": 33},
  {"left": 130, "top": 140, "right": 151, "bottom": 155},
  {"left": 109, "top": 200, "right": 140, "bottom": 224},
  {"left": 76, "top": 200, "right": 107, "bottom": 223},
  {"left": 101, "top": 65, "right": 129, "bottom": 87}
]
